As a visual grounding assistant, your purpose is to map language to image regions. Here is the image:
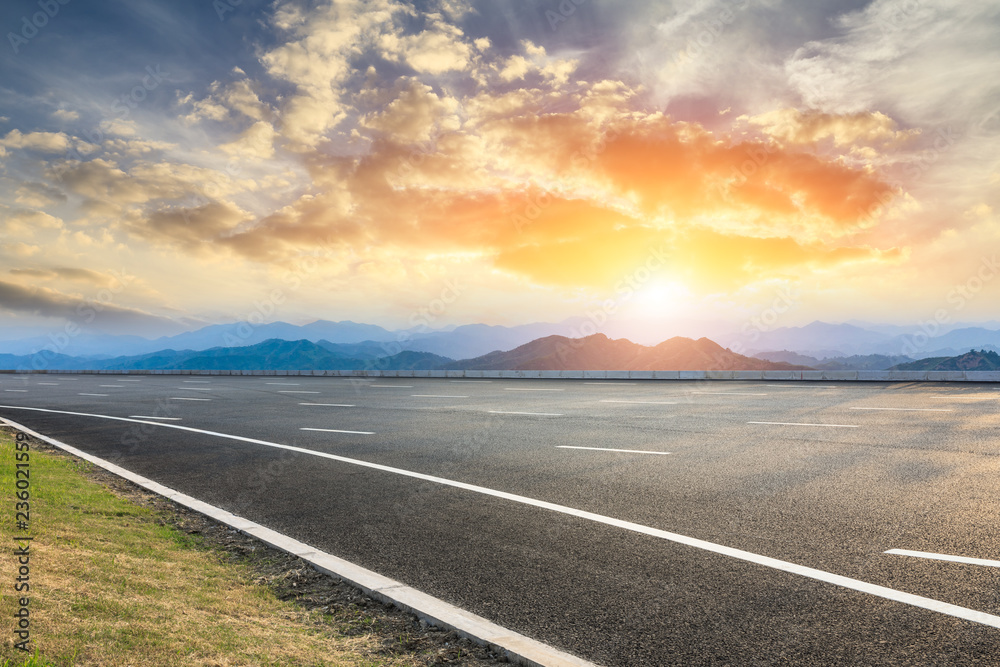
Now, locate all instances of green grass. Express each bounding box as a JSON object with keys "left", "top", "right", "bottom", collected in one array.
[{"left": 0, "top": 430, "right": 430, "bottom": 667}]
